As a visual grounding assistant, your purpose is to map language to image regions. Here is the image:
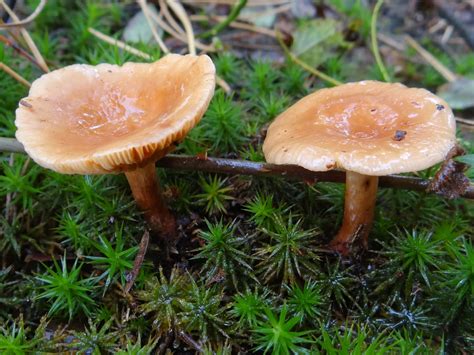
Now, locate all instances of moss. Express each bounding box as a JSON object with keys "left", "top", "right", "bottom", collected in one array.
[{"left": 0, "top": 0, "right": 473, "bottom": 352}]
